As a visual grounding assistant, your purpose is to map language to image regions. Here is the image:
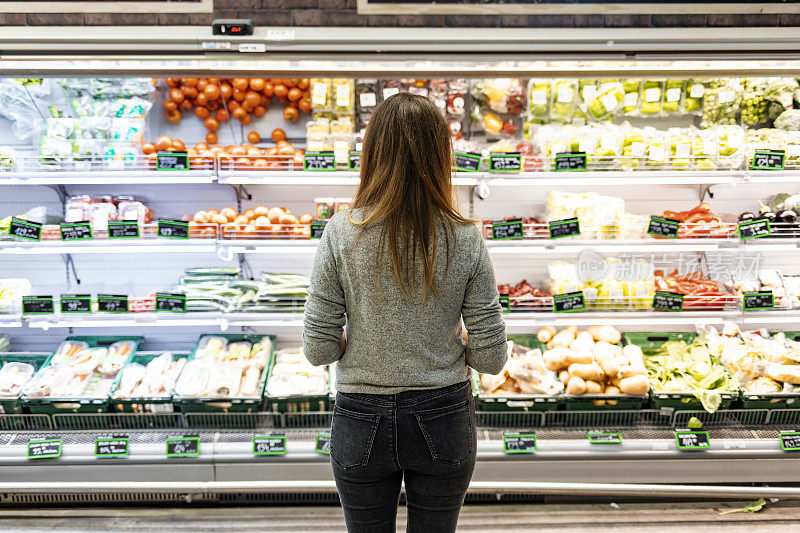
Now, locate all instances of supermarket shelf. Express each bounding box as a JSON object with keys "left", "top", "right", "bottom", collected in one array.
[
  {"left": 218, "top": 170, "right": 361, "bottom": 186},
  {"left": 216, "top": 240, "right": 319, "bottom": 258},
  {"left": 0, "top": 240, "right": 217, "bottom": 255},
  {"left": 486, "top": 238, "right": 742, "bottom": 255},
  {"left": 502, "top": 311, "right": 735, "bottom": 330},
  {"left": 483, "top": 170, "right": 800, "bottom": 188},
  {"left": 25, "top": 312, "right": 305, "bottom": 330},
  {"left": 0, "top": 315, "right": 23, "bottom": 328},
  {"left": 0, "top": 171, "right": 216, "bottom": 186}
]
